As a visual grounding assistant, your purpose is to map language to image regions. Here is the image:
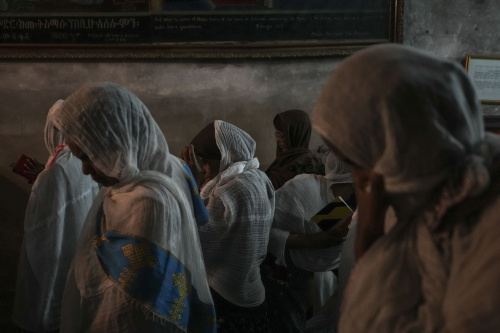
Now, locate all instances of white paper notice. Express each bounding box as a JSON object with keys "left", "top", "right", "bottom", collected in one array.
[{"left": 467, "top": 58, "right": 500, "bottom": 102}]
